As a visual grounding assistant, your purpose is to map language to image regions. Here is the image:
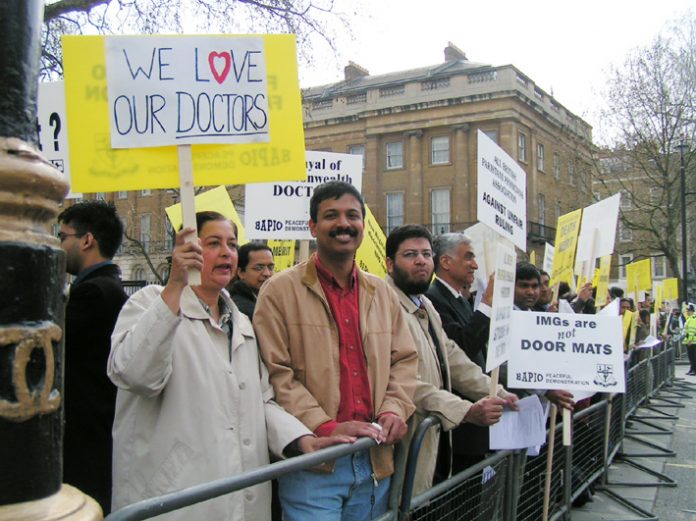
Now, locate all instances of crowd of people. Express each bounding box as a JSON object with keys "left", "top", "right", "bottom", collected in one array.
[{"left": 57, "top": 181, "right": 691, "bottom": 520}]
